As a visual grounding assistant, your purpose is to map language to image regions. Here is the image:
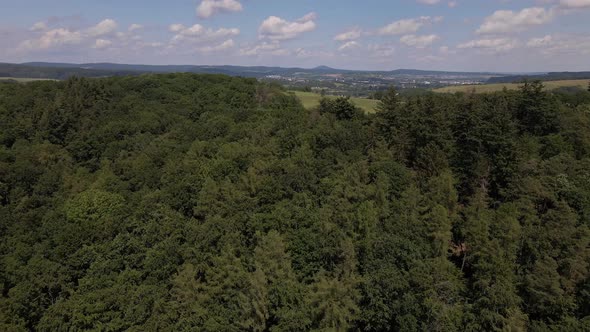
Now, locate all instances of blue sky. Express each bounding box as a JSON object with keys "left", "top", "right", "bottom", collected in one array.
[{"left": 1, "top": 0, "right": 590, "bottom": 71}]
